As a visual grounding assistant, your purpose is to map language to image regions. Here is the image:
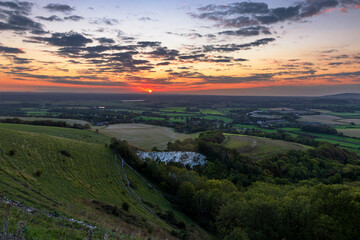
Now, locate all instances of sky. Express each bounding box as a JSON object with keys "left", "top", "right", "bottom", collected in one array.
[{"left": 0, "top": 0, "right": 359, "bottom": 96}]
